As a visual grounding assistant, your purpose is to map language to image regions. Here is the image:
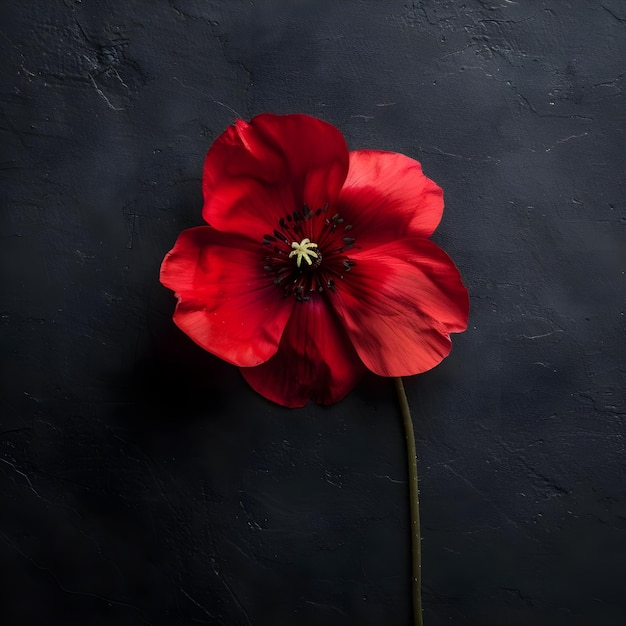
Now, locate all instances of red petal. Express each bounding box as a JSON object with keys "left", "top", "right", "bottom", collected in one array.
[
  {"left": 332, "top": 239, "right": 469, "bottom": 377},
  {"left": 241, "top": 297, "right": 365, "bottom": 407},
  {"left": 160, "top": 226, "right": 293, "bottom": 366},
  {"left": 336, "top": 150, "right": 444, "bottom": 244},
  {"left": 202, "top": 114, "right": 349, "bottom": 241}
]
